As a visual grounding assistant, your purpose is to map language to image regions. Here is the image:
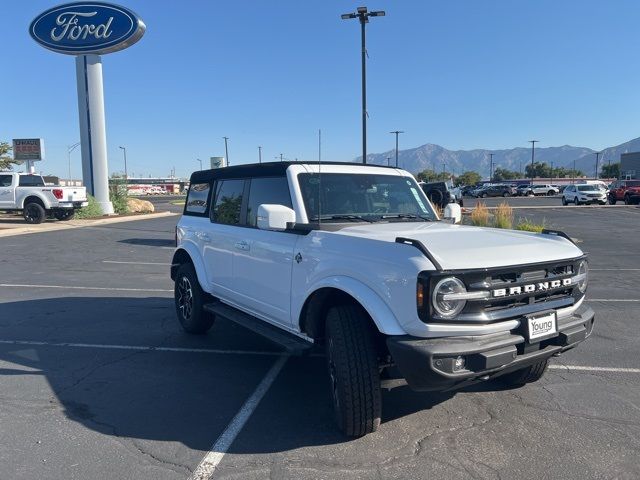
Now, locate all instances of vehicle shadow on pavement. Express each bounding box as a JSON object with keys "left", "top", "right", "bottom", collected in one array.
[{"left": 118, "top": 238, "right": 175, "bottom": 247}]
